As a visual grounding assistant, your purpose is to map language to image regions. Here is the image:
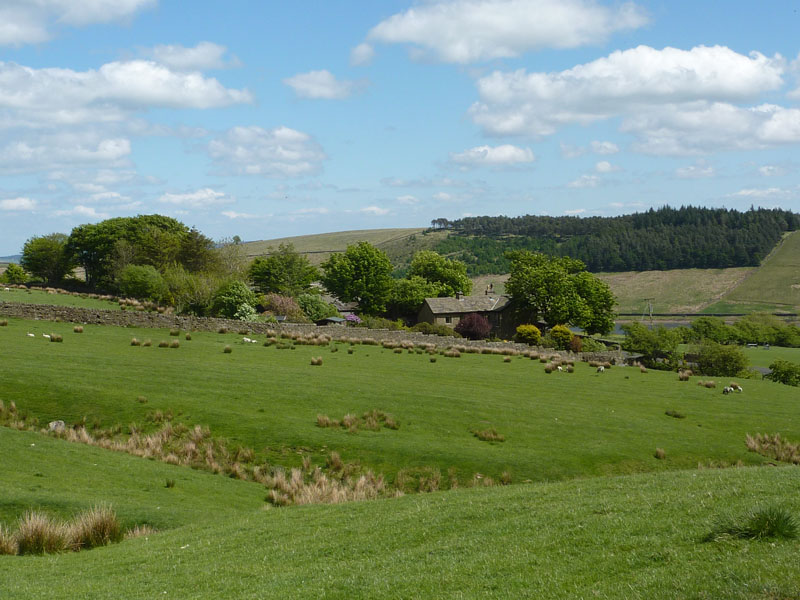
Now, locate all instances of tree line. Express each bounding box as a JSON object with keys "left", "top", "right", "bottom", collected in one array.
[{"left": 432, "top": 206, "right": 800, "bottom": 274}]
